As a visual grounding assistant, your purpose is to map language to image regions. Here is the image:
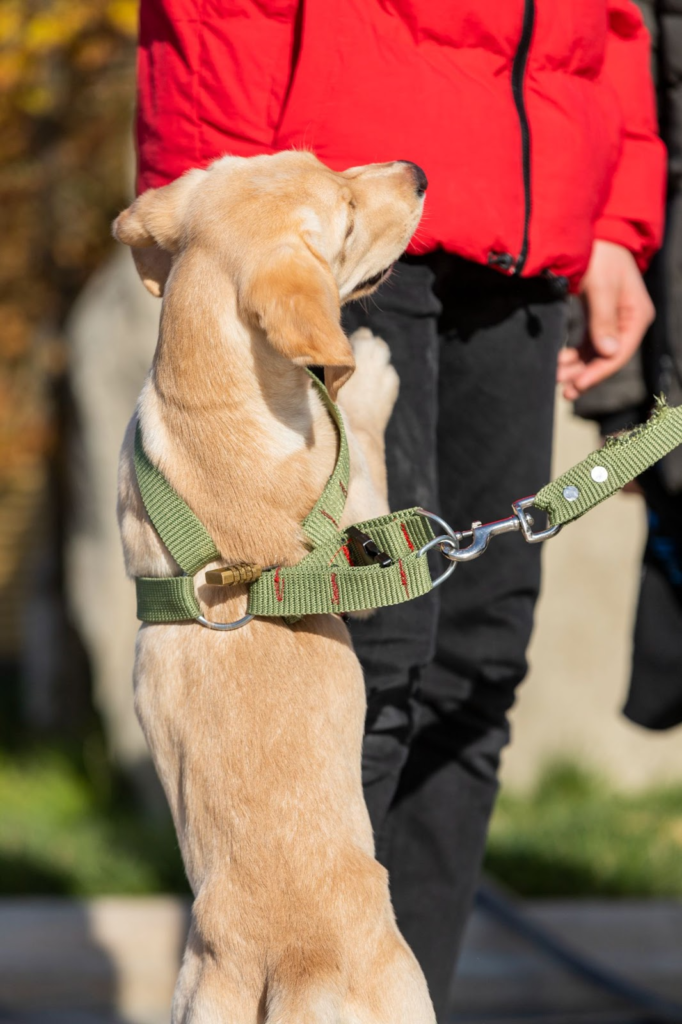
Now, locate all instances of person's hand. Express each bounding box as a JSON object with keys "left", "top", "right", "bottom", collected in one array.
[{"left": 557, "top": 240, "right": 654, "bottom": 401}]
